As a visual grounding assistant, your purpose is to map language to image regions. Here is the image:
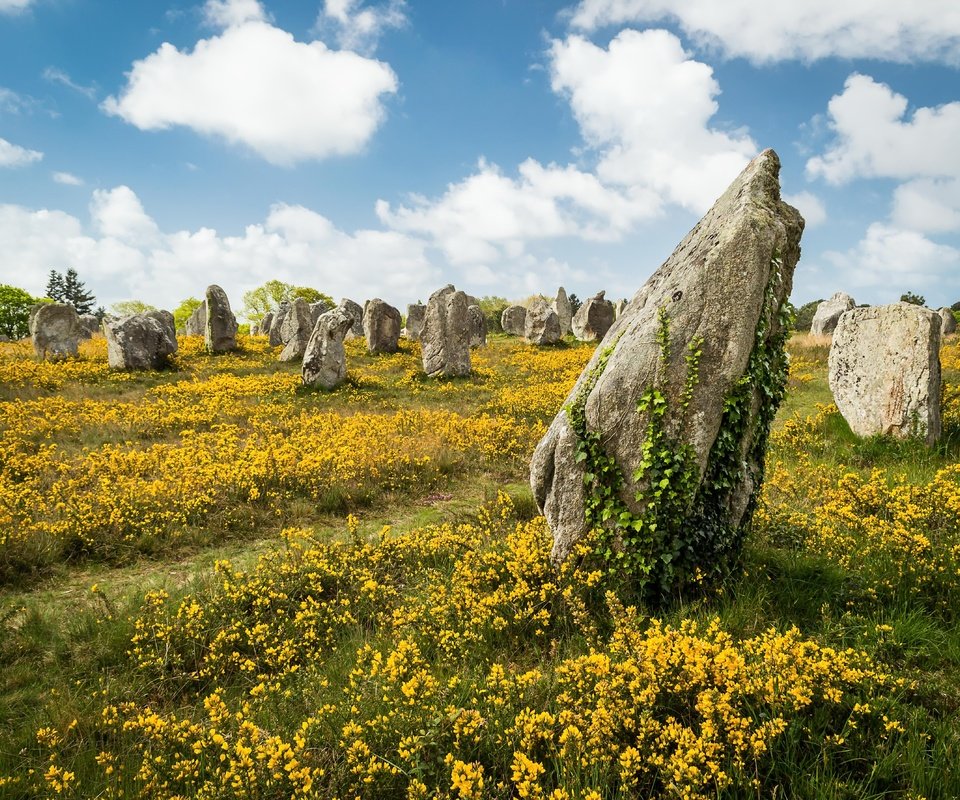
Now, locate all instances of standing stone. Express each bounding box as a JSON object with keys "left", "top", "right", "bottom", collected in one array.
[
  {"left": 78, "top": 314, "right": 100, "bottom": 339},
  {"left": 811, "top": 292, "right": 856, "bottom": 336},
  {"left": 279, "top": 298, "right": 313, "bottom": 362},
  {"left": 530, "top": 149, "right": 804, "bottom": 588},
  {"left": 501, "top": 305, "right": 527, "bottom": 336},
  {"left": 30, "top": 303, "right": 82, "bottom": 360},
  {"left": 204, "top": 285, "right": 238, "bottom": 353},
  {"left": 406, "top": 303, "right": 426, "bottom": 341},
  {"left": 302, "top": 308, "right": 354, "bottom": 389},
  {"left": 421, "top": 285, "right": 471, "bottom": 377},
  {"left": 309, "top": 300, "right": 333, "bottom": 329},
  {"left": 524, "top": 298, "right": 562, "bottom": 345},
  {"left": 104, "top": 310, "right": 177, "bottom": 370},
  {"left": 938, "top": 307, "right": 957, "bottom": 335},
  {"left": 185, "top": 302, "right": 207, "bottom": 336},
  {"left": 572, "top": 291, "right": 615, "bottom": 342},
  {"left": 363, "top": 298, "right": 402, "bottom": 354},
  {"left": 828, "top": 303, "right": 941, "bottom": 444},
  {"left": 339, "top": 298, "right": 364, "bottom": 338},
  {"left": 468, "top": 304, "right": 487, "bottom": 347},
  {"left": 267, "top": 303, "right": 288, "bottom": 347},
  {"left": 614, "top": 299, "right": 628, "bottom": 318},
  {"left": 554, "top": 287, "right": 573, "bottom": 336},
  {"left": 259, "top": 312, "right": 275, "bottom": 338}
]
